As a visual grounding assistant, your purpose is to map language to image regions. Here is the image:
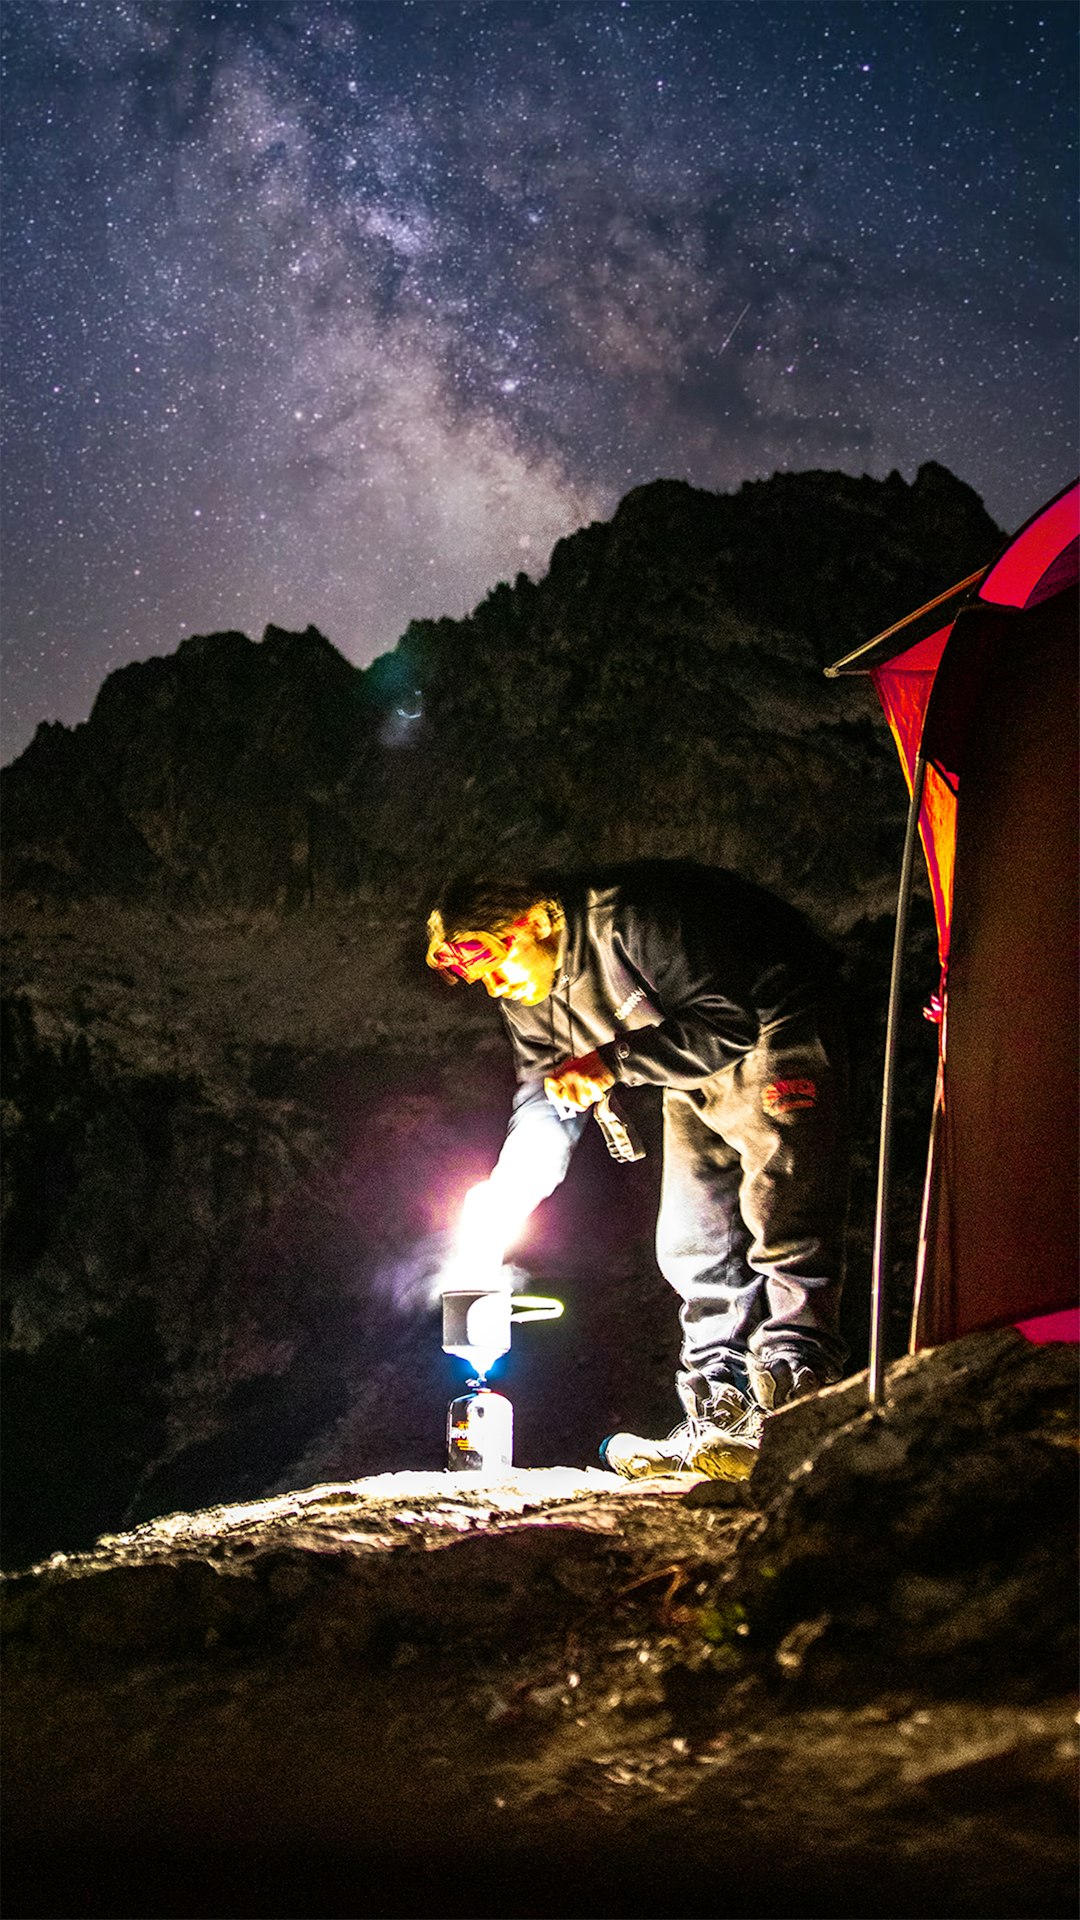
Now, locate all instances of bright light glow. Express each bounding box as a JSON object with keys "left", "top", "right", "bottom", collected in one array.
[
  {"left": 435, "top": 1177, "right": 537, "bottom": 1375},
  {"left": 436, "top": 1178, "right": 533, "bottom": 1297}
]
